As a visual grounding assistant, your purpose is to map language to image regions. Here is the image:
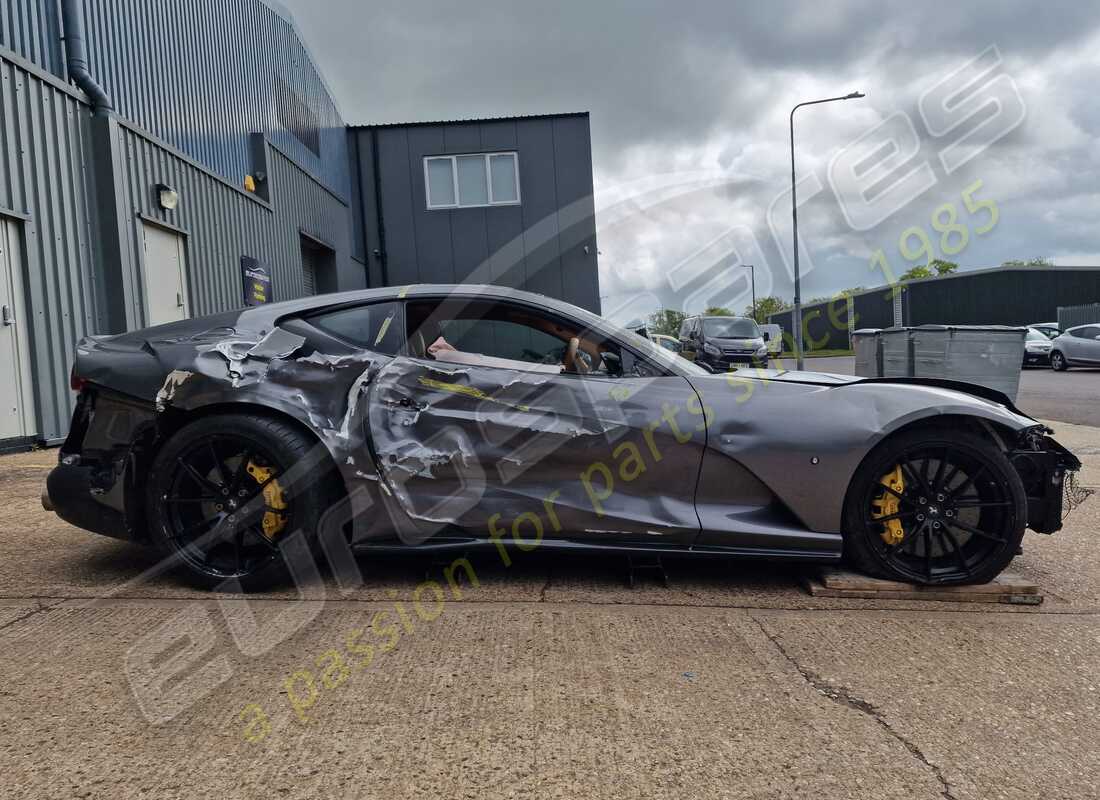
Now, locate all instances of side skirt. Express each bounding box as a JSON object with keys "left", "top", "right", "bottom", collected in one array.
[{"left": 350, "top": 536, "right": 842, "bottom": 562}]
